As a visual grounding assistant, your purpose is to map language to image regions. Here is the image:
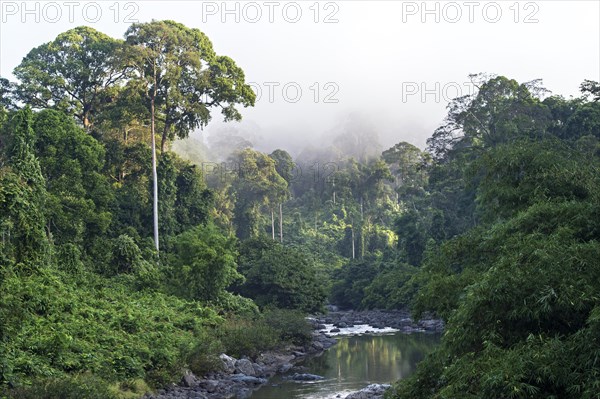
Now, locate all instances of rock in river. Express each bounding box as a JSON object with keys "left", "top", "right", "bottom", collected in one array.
[
  {"left": 345, "top": 383, "right": 391, "bottom": 399},
  {"left": 287, "top": 373, "right": 325, "bottom": 381}
]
